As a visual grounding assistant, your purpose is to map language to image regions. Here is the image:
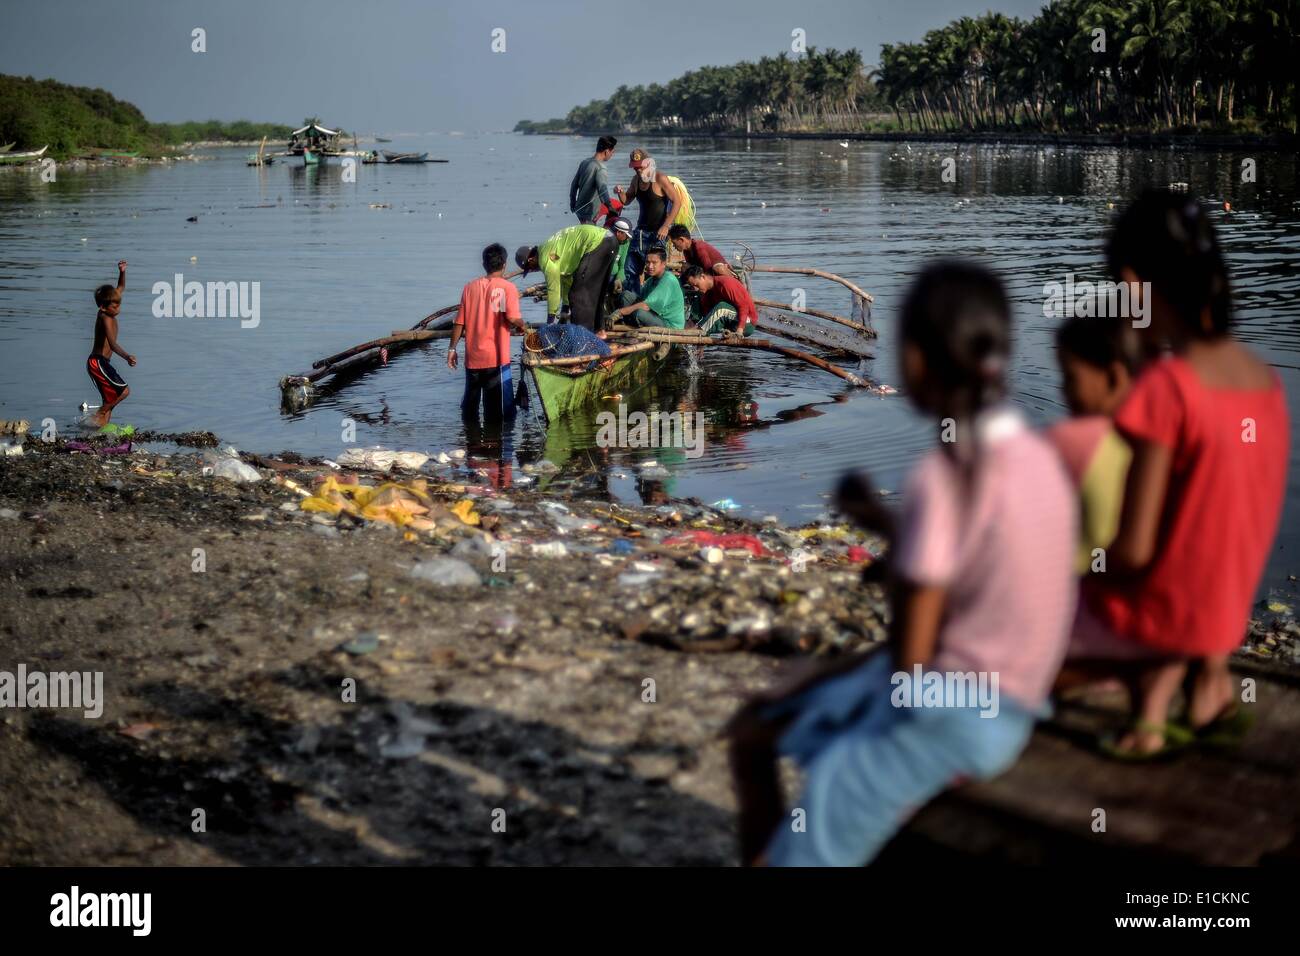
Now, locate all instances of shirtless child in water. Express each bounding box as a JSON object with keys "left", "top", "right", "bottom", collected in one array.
[{"left": 87, "top": 260, "right": 136, "bottom": 427}]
